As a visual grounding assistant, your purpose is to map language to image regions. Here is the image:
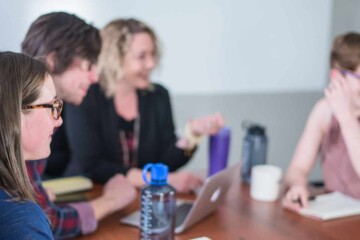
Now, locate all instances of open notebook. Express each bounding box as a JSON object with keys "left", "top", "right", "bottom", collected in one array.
[{"left": 300, "top": 191, "right": 360, "bottom": 221}]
